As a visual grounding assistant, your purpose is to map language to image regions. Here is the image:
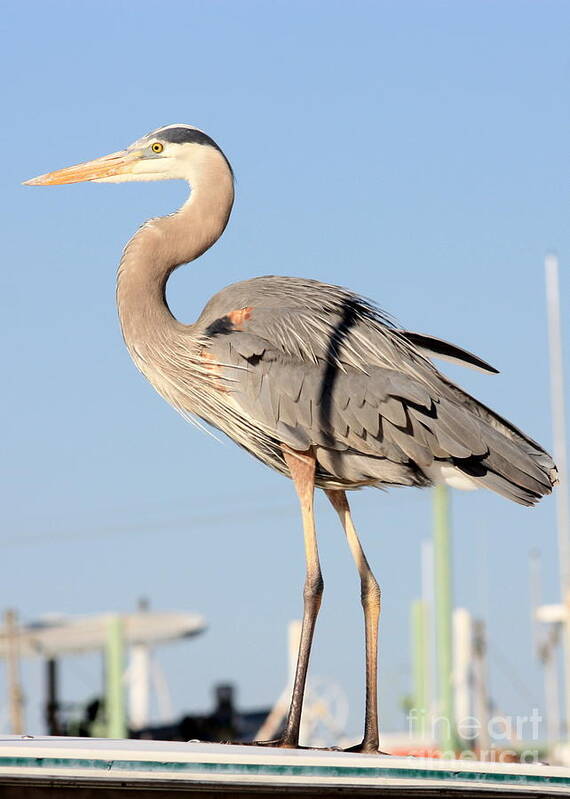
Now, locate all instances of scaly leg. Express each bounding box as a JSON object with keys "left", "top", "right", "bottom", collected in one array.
[
  {"left": 278, "top": 446, "right": 323, "bottom": 748},
  {"left": 326, "top": 489, "right": 382, "bottom": 753}
]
